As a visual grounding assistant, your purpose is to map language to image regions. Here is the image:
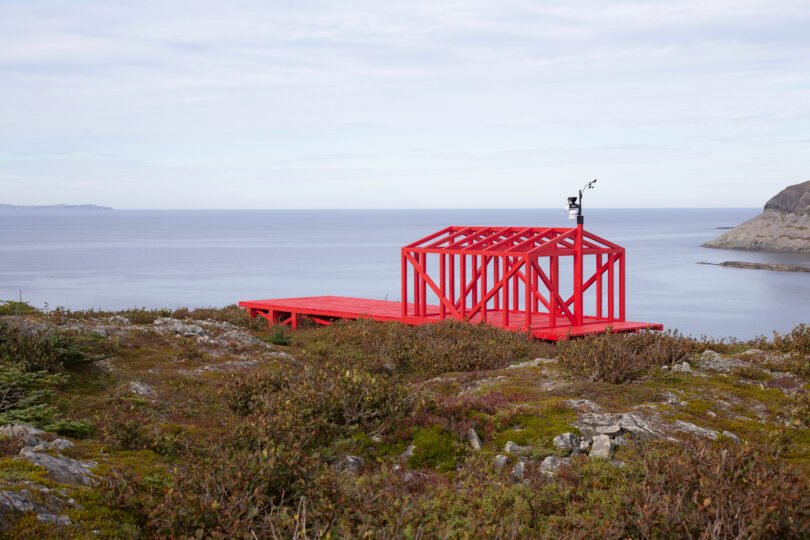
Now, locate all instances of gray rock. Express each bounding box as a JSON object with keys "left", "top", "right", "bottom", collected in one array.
[
  {"left": 701, "top": 350, "right": 721, "bottom": 359},
  {"left": 612, "top": 434, "right": 628, "bottom": 446},
  {"left": 0, "top": 489, "right": 45, "bottom": 514},
  {"left": 466, "top": 428, "right": 482, "bottom": 451},
  {"left": 126, "top": 381, "right": 157, "bottom": 398},
  {"left": 671, "top": 361, "right": 693, "bottom": 373},
  {"left": 672, "top": 420, "right": 719, "bottom": 440},
  {"left": 50, "top": 439, "right": 76, "bottom": 452},
  {"left": 109, "top": 315, "right": 131, "bottom": 325},
  {"left": 564, "top": 399, "right": 604, "bottom": 412},
  {"left": 578, "top": 437, "right": 592, "bottom": 452},
  {"left": 494, "top": 454, "right": 509, "bottom": 471},
  {"left": 595, "top": 425, "right": 621, "bottom": 436},
  {"left": 333, "top": 455, "right": 363, "bottom": 474},
  {"left": 552, "top": 432, "right": 580, "bottom": 451},
  {"left": 503, "top": 441, "right": 531, "bottom": 455},
  {"left": 153, "top": 318, "right": 206, "bottom": 337},
  {"left": 20, "top": 448, "right": 96, "bottom": 486},
  {"left": 589, "top": 434, "right": 613, "bottom": 459},
  {"left": 540, "top": 455, "right": 570, "bottom": 476},
  {"left": 721, "top": 430, "right": 742, "bottom": 442},
  {"left": 197, "top": 359, "right": 259, "bottom": 372},
  {"left": 0, "top": 424, "right": 45, "bottom": 446},
  {"left": 37, "top": 513, "right": 72, "bottom": 526},
  {"left": 617, "top": 412, "right": 665, "bottom": 439},
  {"left": 506, "top": 358, "right": 556, "bottom": 369},
  {"left": 510, "top": 461, "right": 525, "bottom": 482},
  {"left": 741, "top": 349, "right": 764, "bottom": 356}
]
